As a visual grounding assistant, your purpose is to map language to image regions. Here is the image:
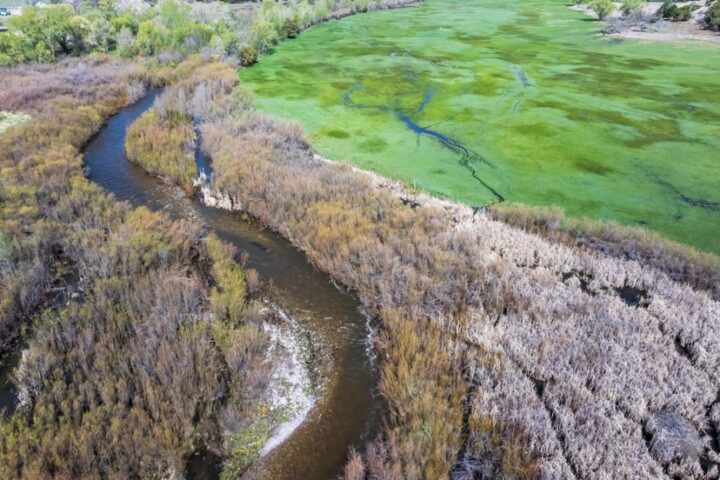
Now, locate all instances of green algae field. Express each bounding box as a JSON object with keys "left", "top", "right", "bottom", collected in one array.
[{"left": 240, "top": 0, "right": 720, "bottom": 254}]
